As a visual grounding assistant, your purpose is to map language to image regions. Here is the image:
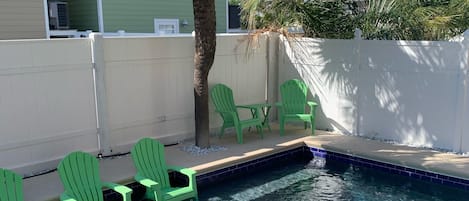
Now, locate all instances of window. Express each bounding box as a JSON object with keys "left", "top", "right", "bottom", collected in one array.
[
  {"left": 228, "top": 5, "right": 241, "bottom": 29},
  {"left": 154, "top": 19, "right": 179, "bottom": 35}
]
